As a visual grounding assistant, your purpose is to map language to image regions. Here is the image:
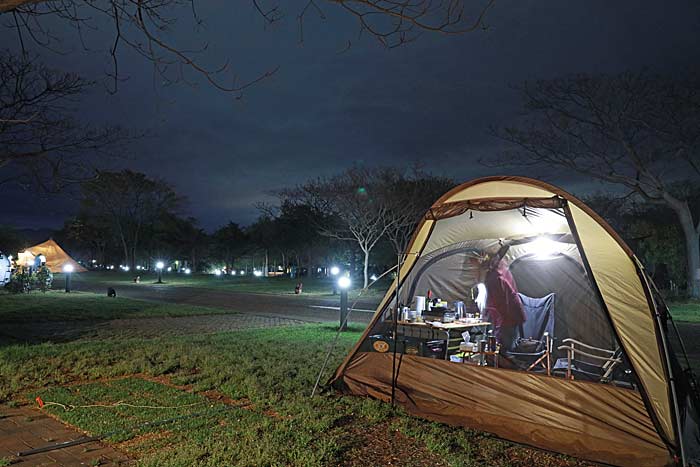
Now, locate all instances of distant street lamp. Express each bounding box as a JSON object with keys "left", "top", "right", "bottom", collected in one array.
[
  {"left": 338, "top": 275, "right": 351, "bottom": 331},
  {"left": 63, "top": 264, "right": 74, "bottom": 293},
  {"left": 156, "top": 261, "right": 165, "bottom": 283}
]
